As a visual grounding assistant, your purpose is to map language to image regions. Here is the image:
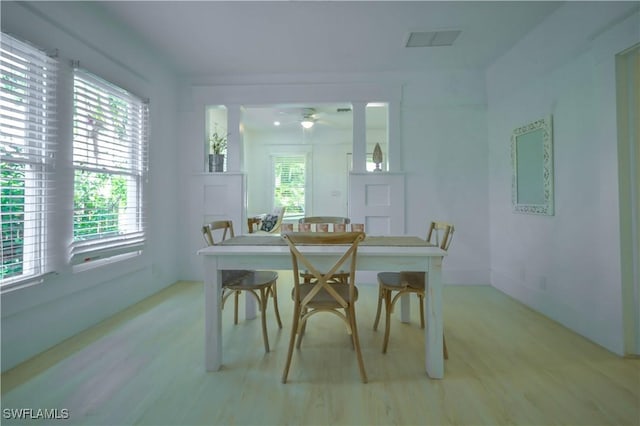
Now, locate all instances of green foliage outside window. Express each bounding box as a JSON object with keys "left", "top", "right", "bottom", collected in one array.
[
  {"left": 1, "top": 165, "right": 130, "bottom": 278},
  {"left": 73, "top": 170, "right": 128, "bottom": 240},
  {"left": 1, "top": 57, "right": 27, "bottom": 279},
  {"left": 274, "top": 157, "right": 305, "bottom": 216},
  {"left": 72, "top": 80, "right": 133, "bottom": 242},
  {"left": 1, "top": 162, "right": 25, "bottom": 278}
]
